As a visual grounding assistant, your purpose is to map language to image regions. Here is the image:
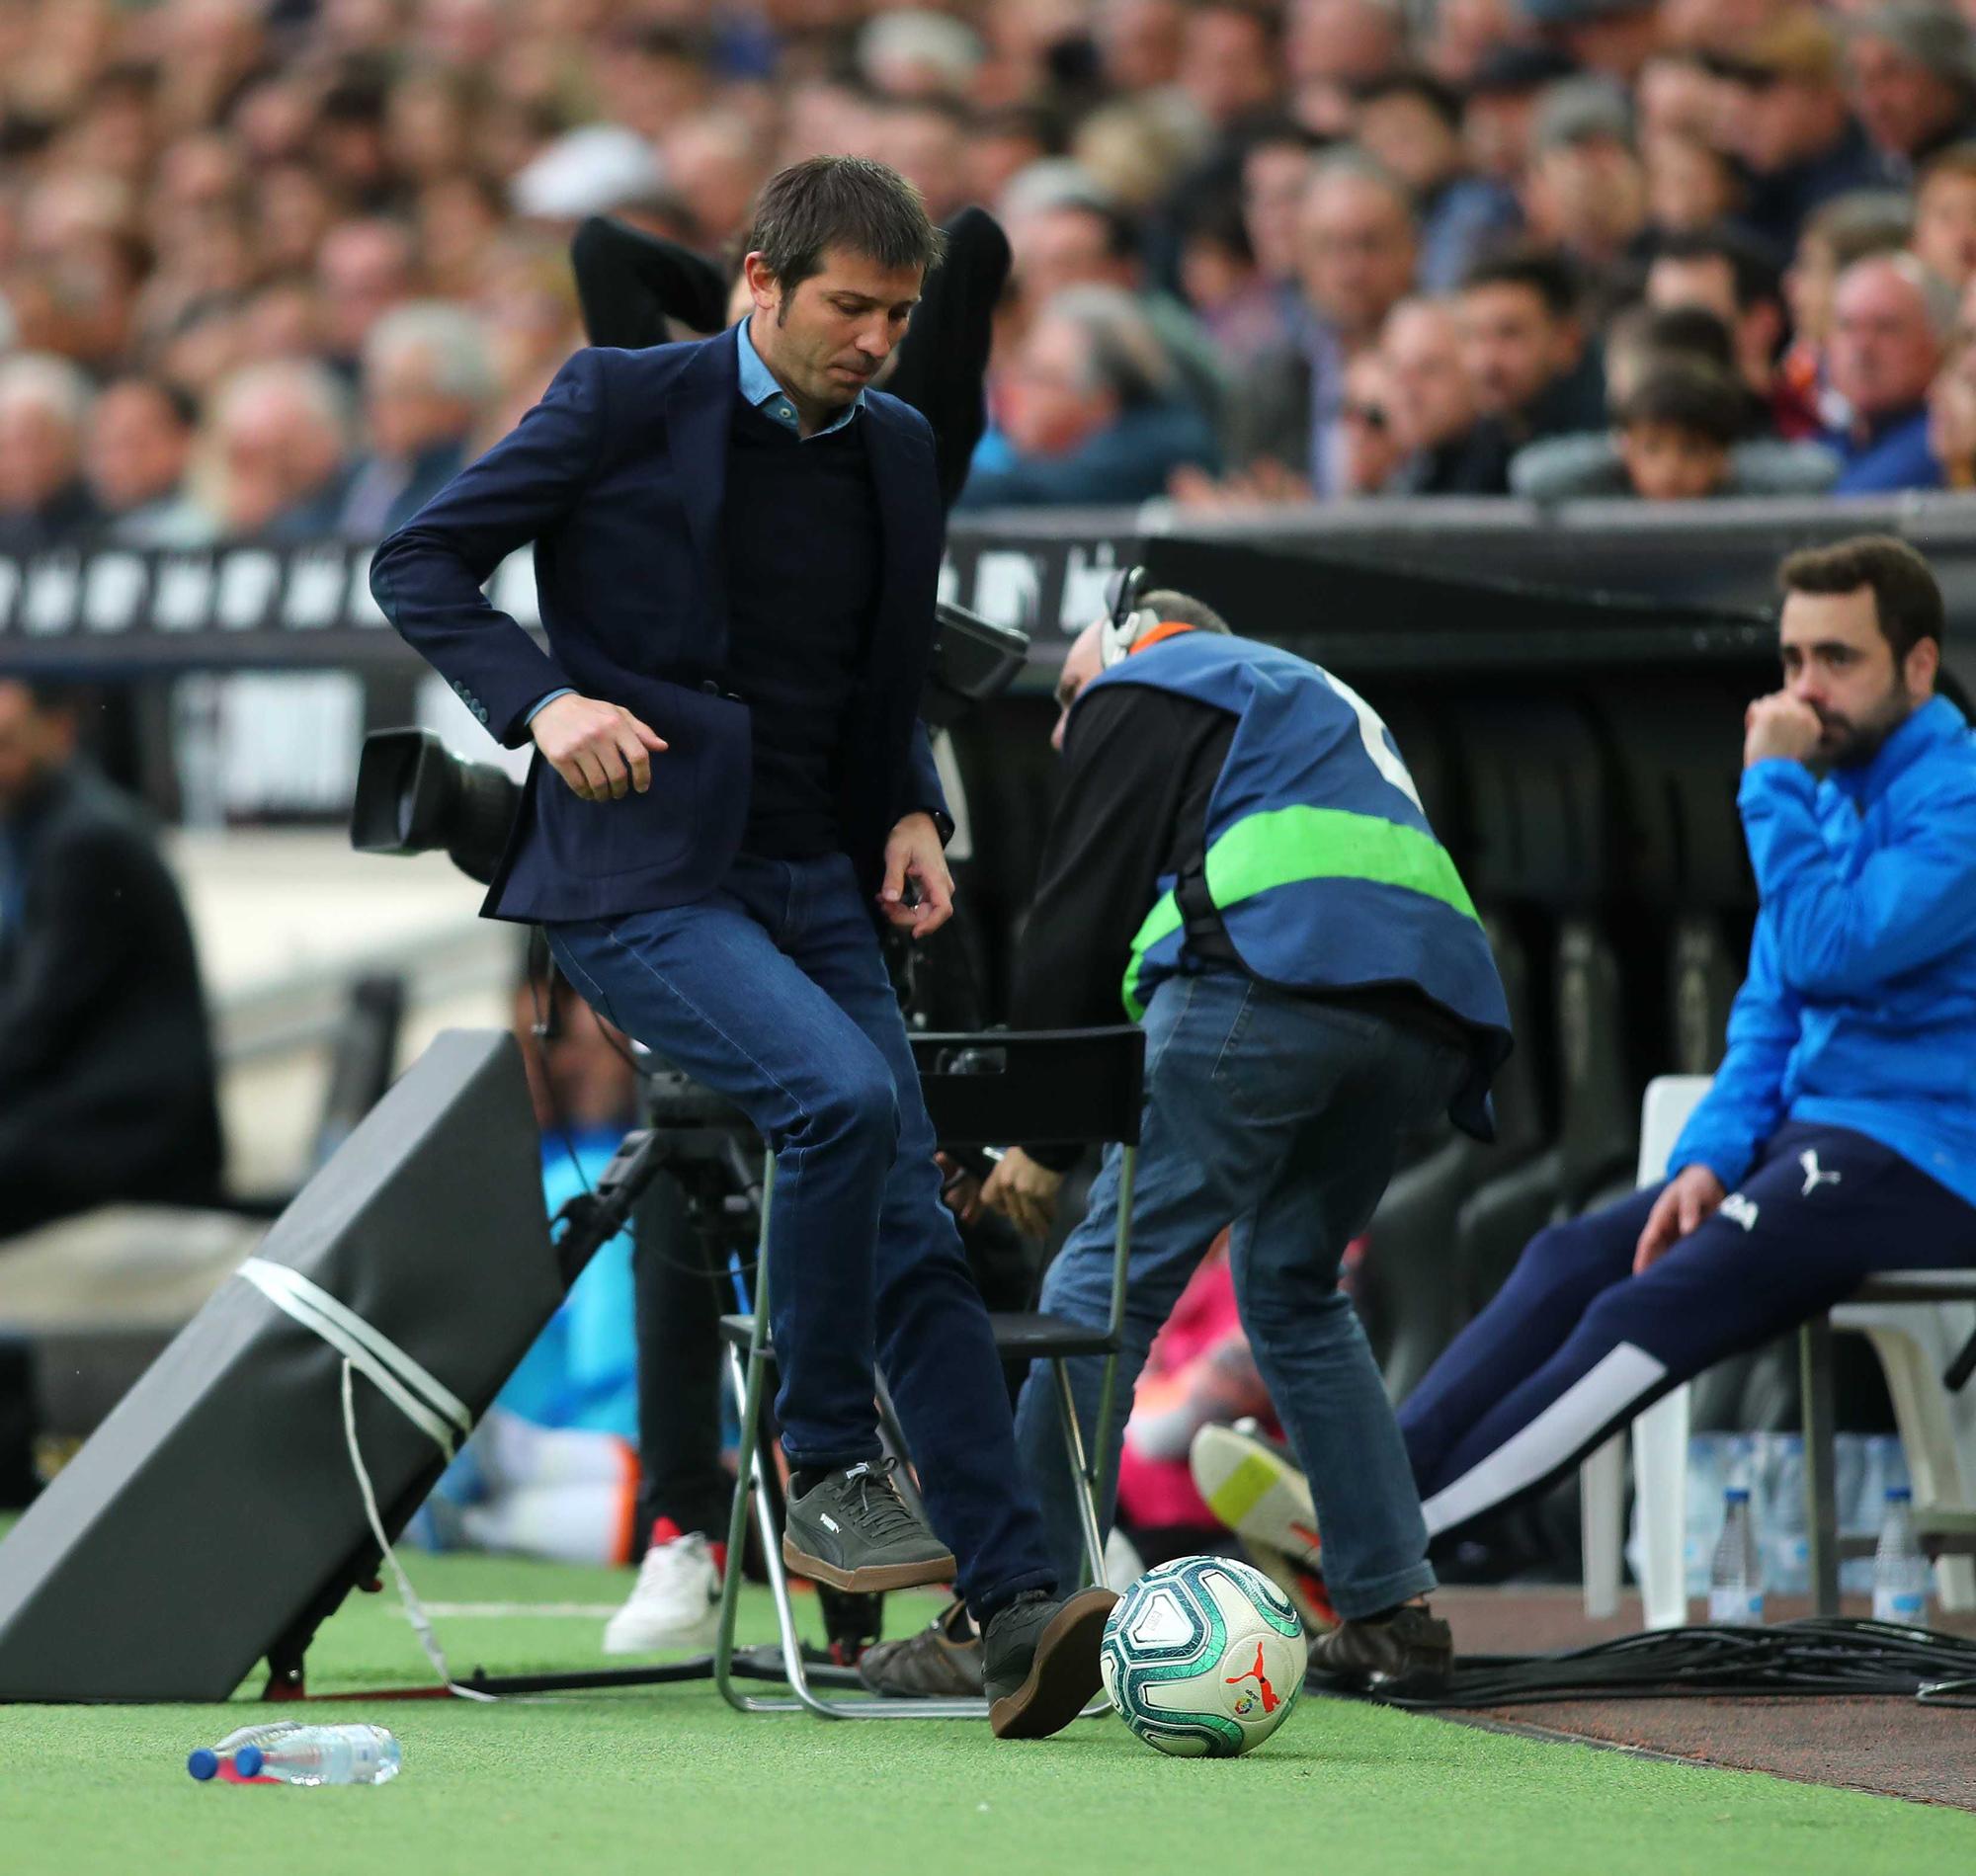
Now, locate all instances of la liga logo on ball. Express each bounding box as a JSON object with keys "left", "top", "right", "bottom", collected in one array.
[{"left": 1102, "top": 1556, "right": 1308, "bottom": 1757}]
